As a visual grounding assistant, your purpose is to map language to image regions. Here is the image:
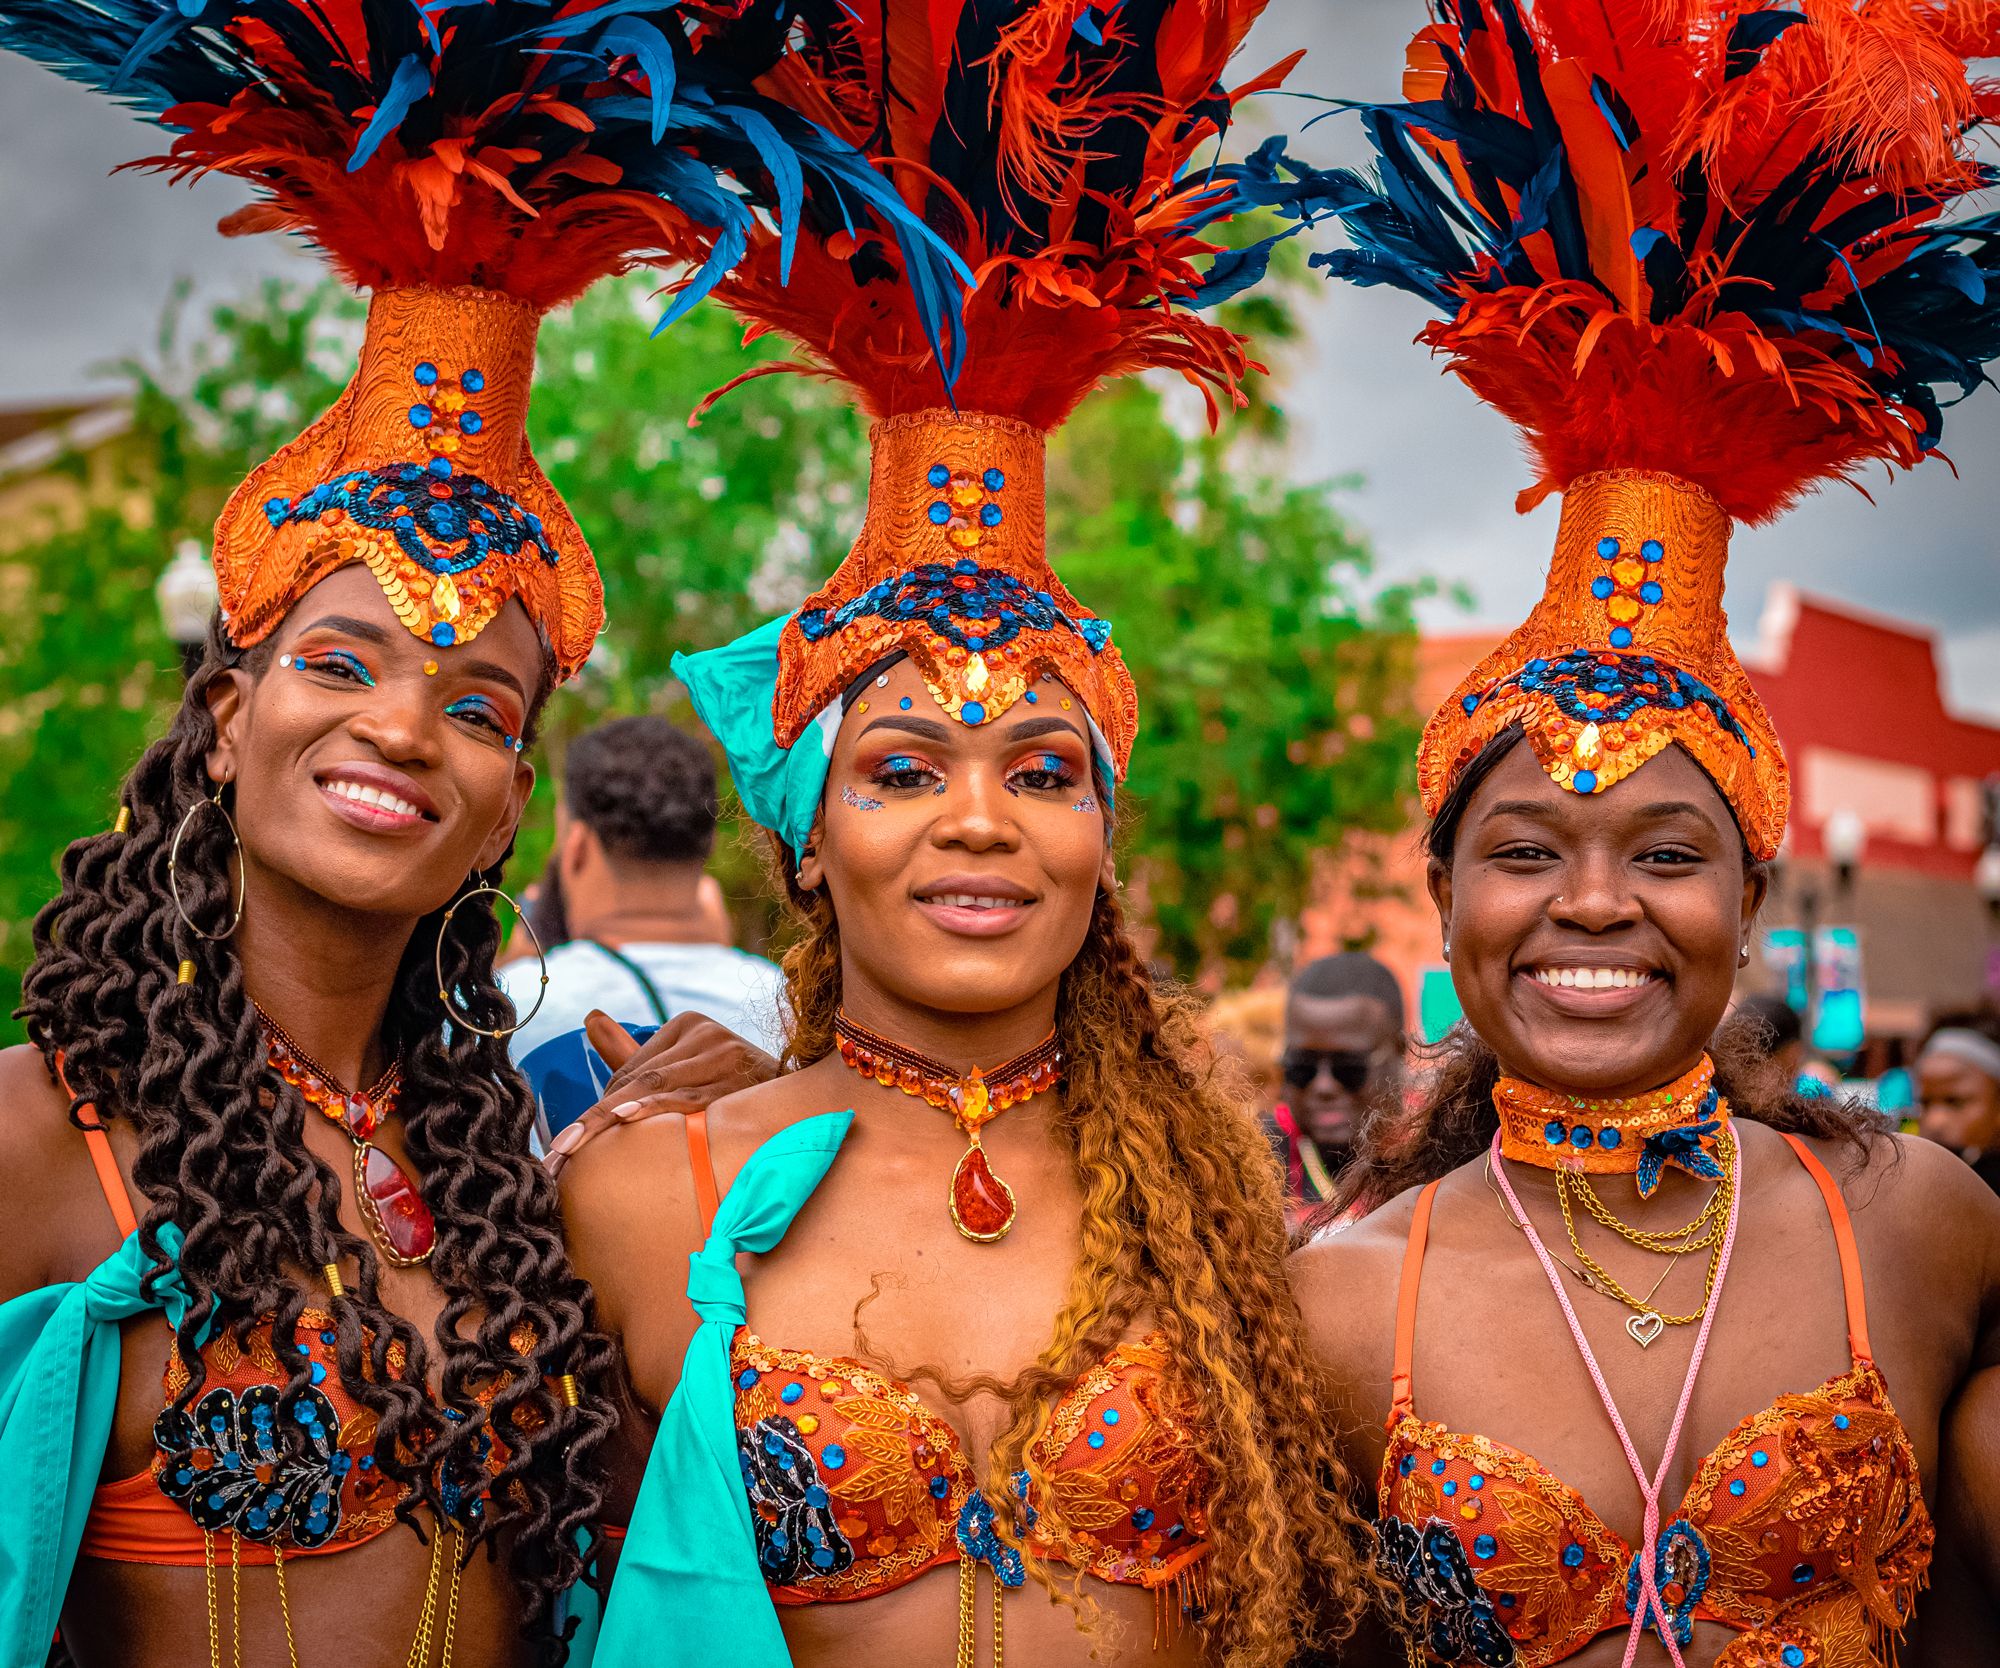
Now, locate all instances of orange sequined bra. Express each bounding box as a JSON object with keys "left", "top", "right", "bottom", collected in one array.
[
  {"left": 72, "top": 1119, "right": 507, "bottom": 1569},
  {"left": 677, "top": 1112, "right": 1214, "bottom": 1623},
  {"left": 1376, "top": 1133, "right": 1932, "bottom": 1668}
]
